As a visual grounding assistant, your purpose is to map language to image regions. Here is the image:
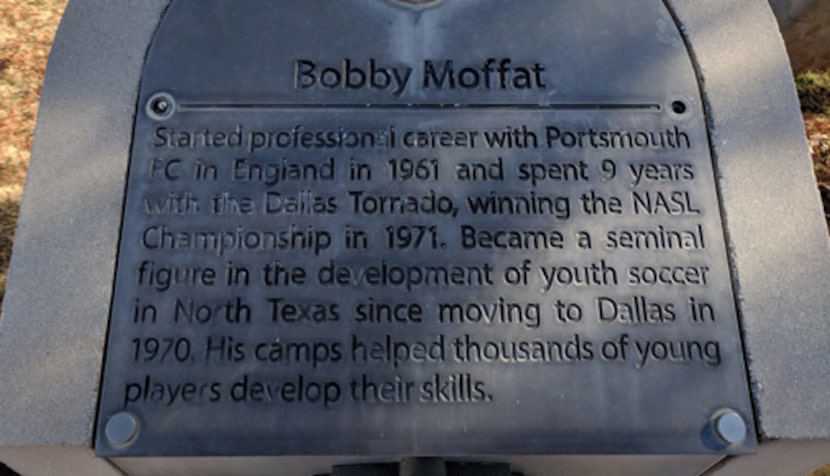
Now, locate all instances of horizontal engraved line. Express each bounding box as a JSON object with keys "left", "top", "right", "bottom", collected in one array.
[{"left": 177, "top": 102, "right": 662, "bottom": 112}]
